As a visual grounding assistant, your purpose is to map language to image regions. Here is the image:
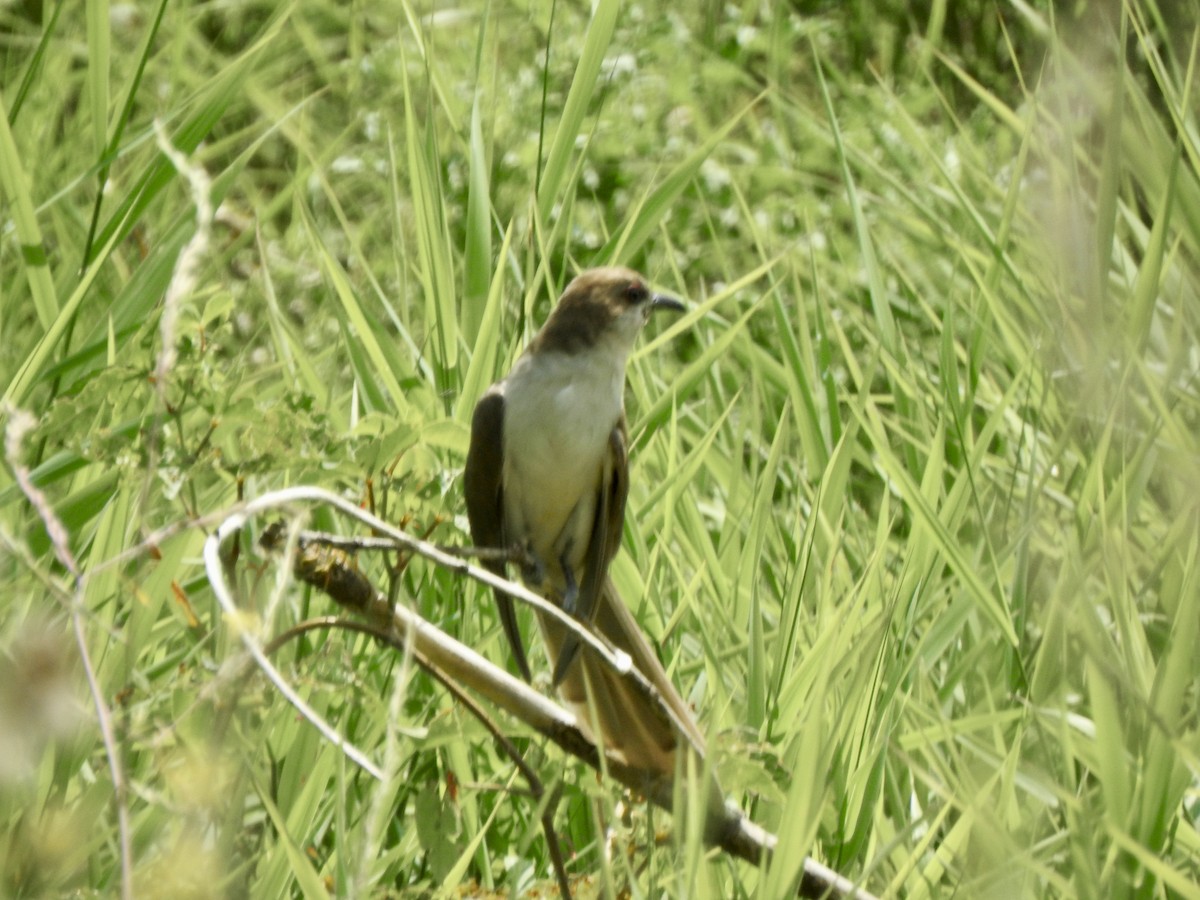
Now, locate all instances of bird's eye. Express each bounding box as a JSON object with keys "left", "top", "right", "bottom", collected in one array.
[{"left": 624, "top": 281, "right": 648, "bottom": 304}]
